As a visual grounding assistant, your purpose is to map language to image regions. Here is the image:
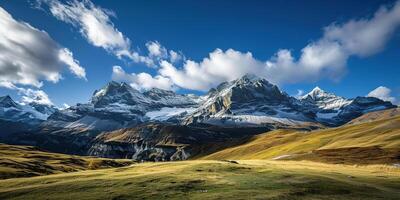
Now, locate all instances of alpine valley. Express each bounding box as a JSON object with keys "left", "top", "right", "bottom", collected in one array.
[{"left": 0, "top": 74, "right": 396, "bottom": 161}]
